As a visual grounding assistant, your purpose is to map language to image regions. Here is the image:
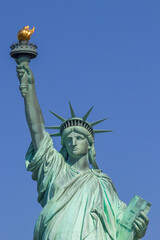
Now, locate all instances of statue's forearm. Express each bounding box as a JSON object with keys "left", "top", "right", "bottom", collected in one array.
[{"left": 24, "top": 84, "right": 45, "bottom": 151}]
